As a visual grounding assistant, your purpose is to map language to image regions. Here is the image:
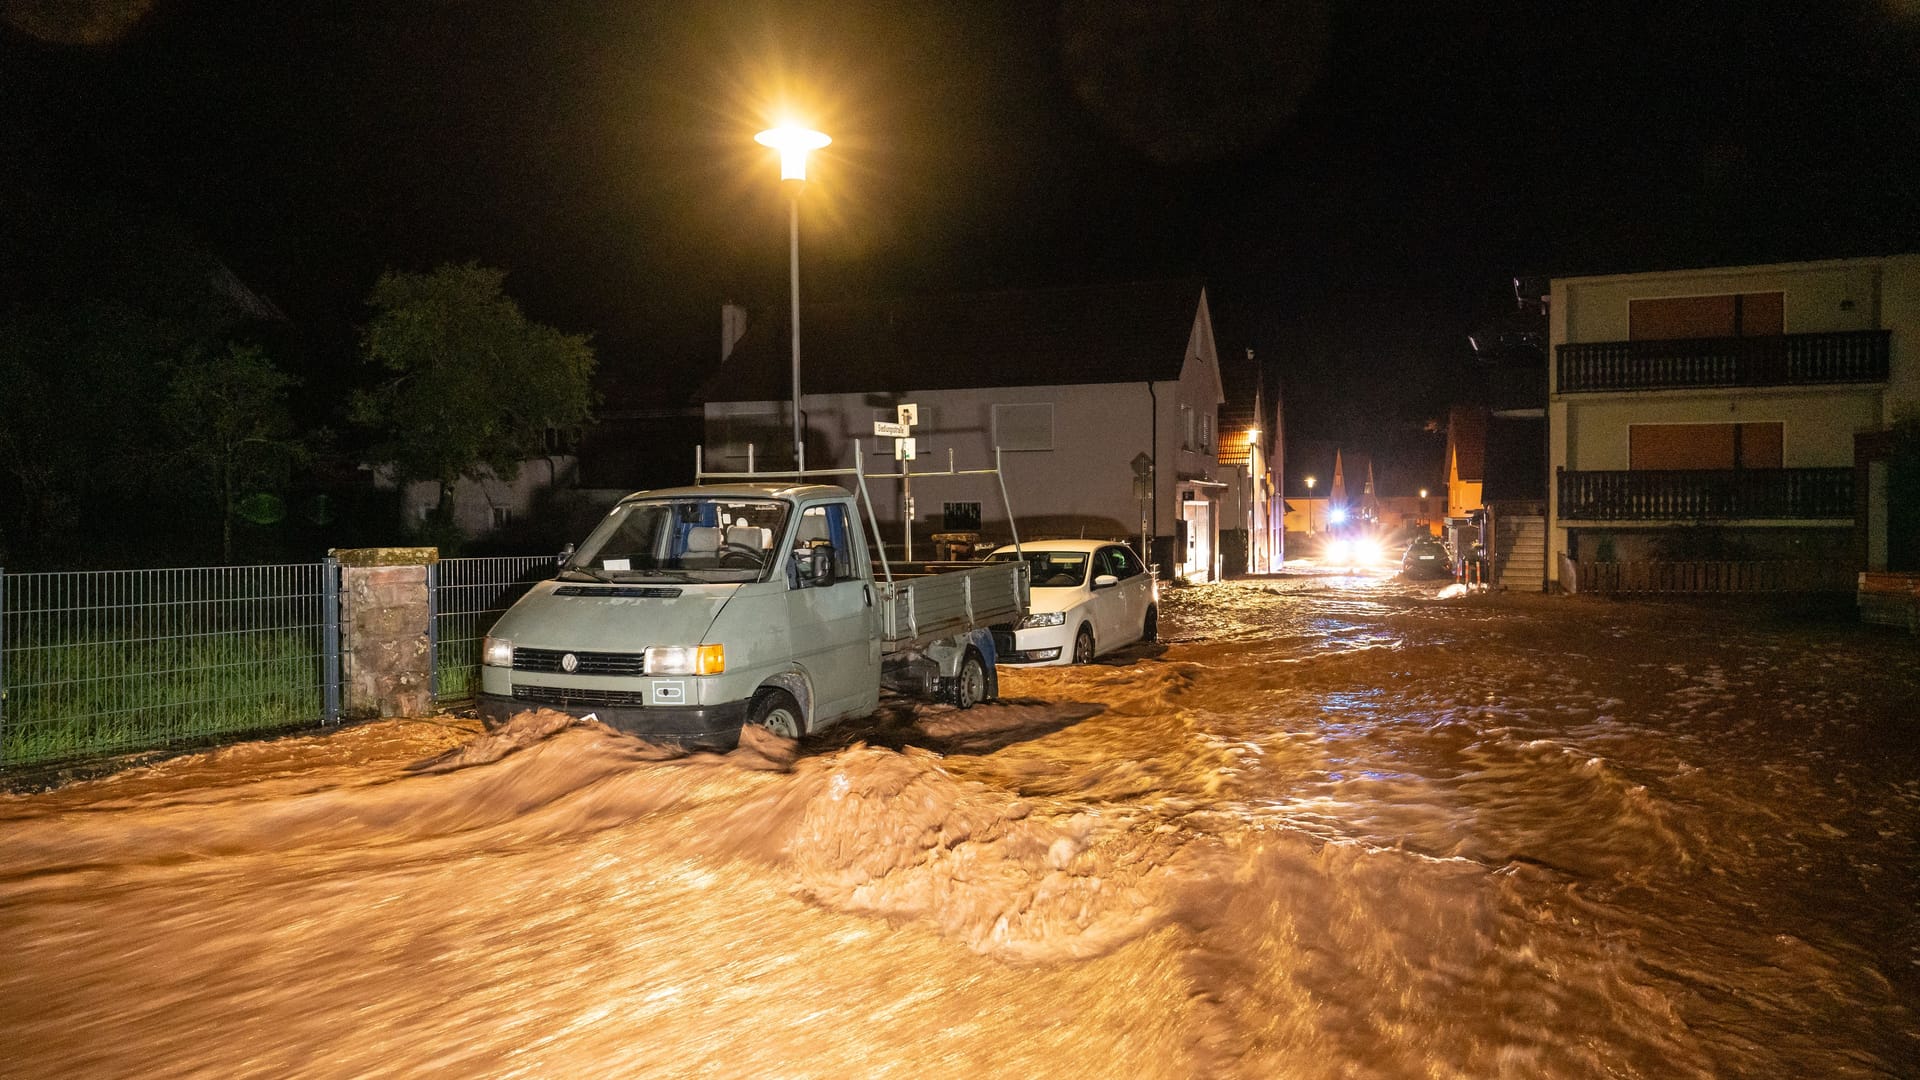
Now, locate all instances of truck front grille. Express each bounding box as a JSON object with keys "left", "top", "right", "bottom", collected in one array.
[
  {"left": 513, "top": 648, "right": 648, "bottom": 677},
  {"left": 512, "top": 685, "right": 651, "bottom": 708}
]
